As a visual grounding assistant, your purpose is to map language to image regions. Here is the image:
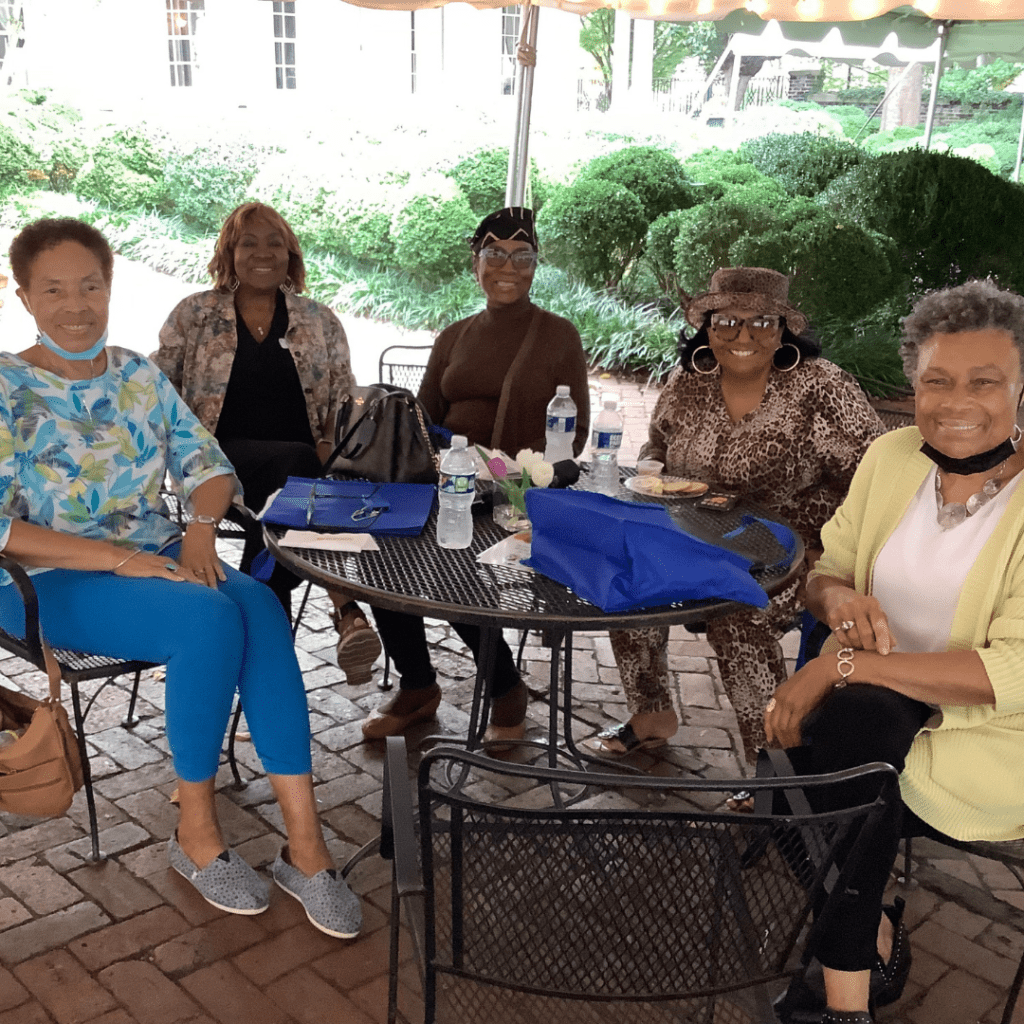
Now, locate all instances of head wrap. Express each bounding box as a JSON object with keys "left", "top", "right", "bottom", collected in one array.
[{"left": 469, "top": 206, "right": 538, "bottom": 253}]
